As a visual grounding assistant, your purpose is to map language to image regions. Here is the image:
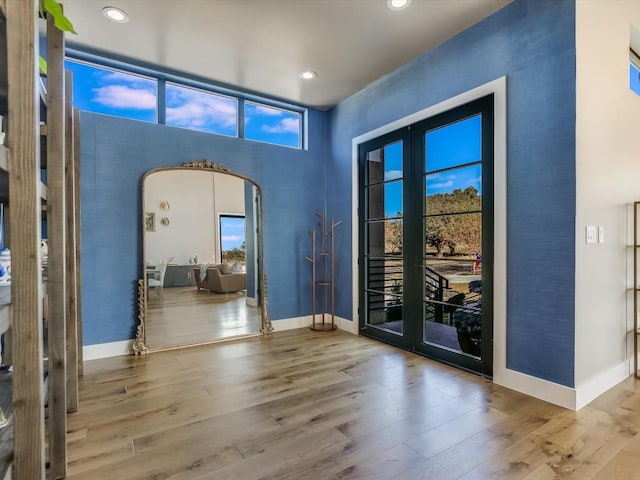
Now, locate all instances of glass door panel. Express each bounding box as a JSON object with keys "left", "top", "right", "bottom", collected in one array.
[
  {"left": 367, "top": 181, "right": 403, "bottom": 220},
  {"left": 364, "top": 256, "right": 403, "bottom": 334},
  {"left": 423, "top": 114, "right": 484, "bottom": 359},
  {"left": 425, "top": 114, "right": 482, "bottom": 173},
  {"left": 361, "top": 138, "right": 407, "bottom": 338}
]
